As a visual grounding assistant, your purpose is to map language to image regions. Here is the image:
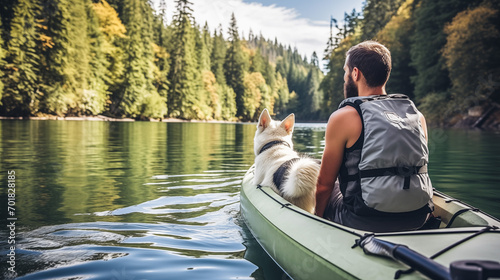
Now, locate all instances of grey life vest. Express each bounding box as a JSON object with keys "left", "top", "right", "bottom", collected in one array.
[{"left": 338, "top": 94, "right": 433, "bottom": 215}]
